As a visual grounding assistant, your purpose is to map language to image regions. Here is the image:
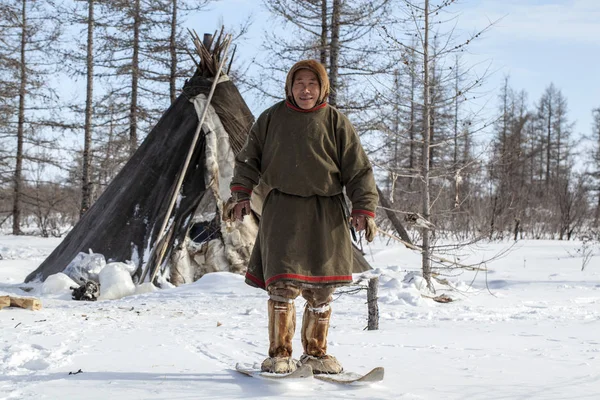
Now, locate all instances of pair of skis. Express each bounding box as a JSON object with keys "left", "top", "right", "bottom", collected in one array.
[{"left": 235, "top": 363, "right": 384, "bottom": 385}]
